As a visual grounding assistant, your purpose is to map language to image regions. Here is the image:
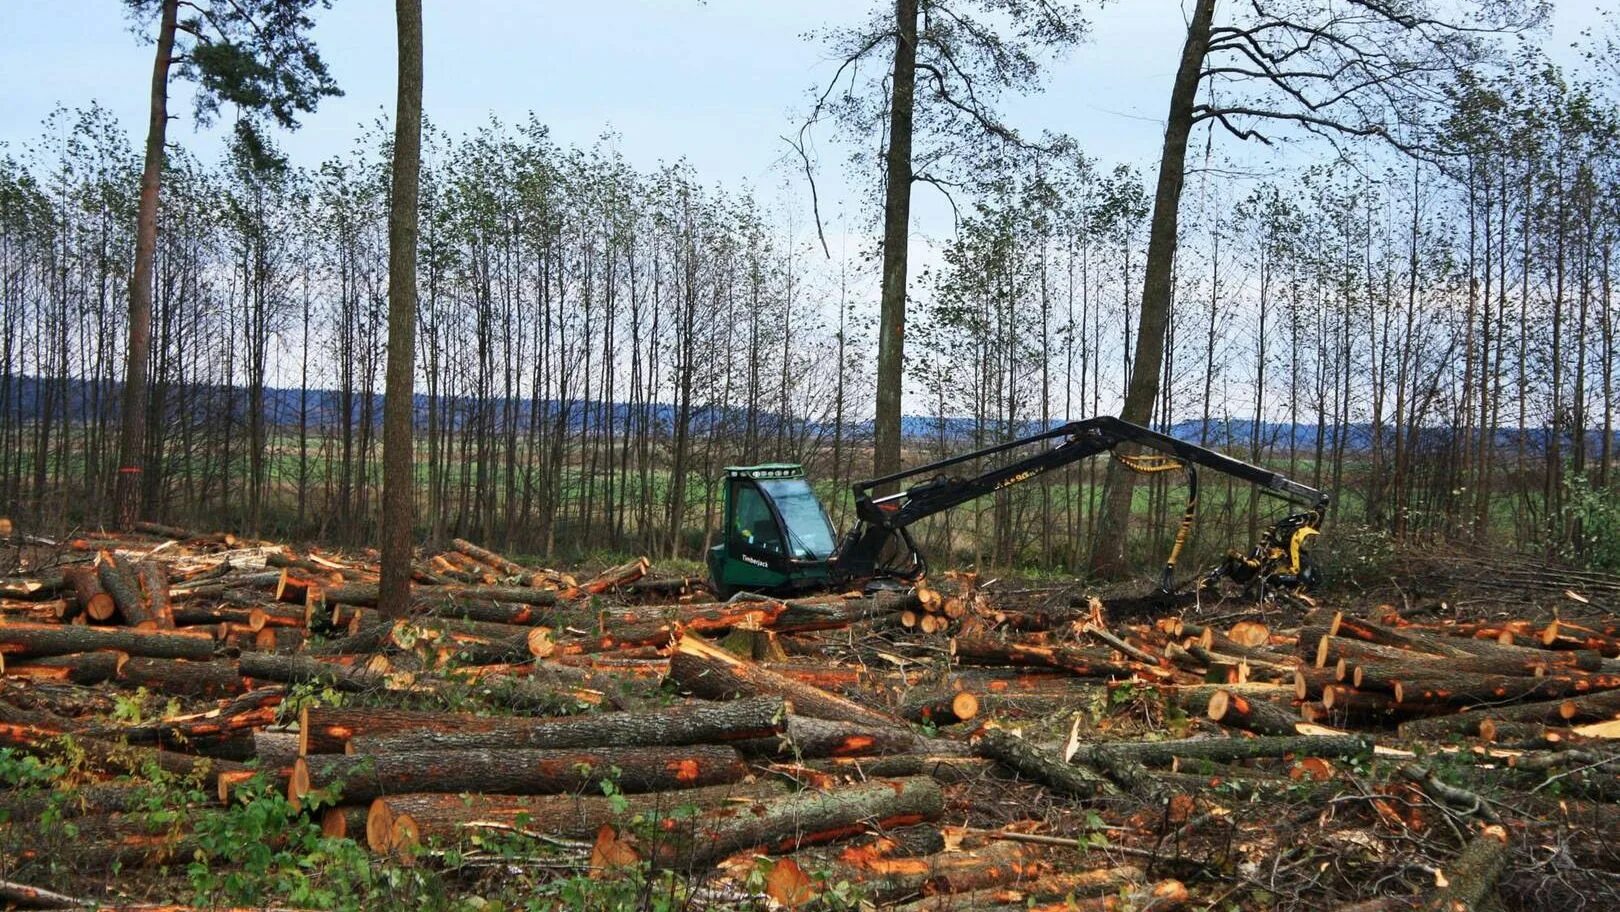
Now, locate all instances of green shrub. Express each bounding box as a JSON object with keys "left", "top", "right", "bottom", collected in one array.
[{"left": 1563, "top": 473, "right": 1620, "bottom": 573}]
